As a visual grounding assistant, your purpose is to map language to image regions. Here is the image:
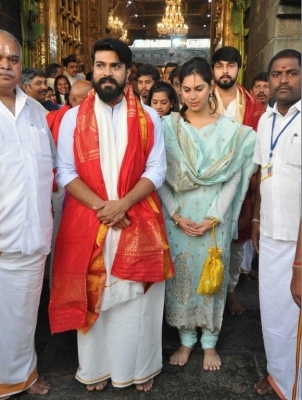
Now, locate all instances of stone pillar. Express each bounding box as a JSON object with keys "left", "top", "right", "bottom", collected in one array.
[
  {"left": 245, "top": 0, "right": 301, "bottom": 89},
  {"left": 0, "top": 1, "right": 21, "bottom": 43}
]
